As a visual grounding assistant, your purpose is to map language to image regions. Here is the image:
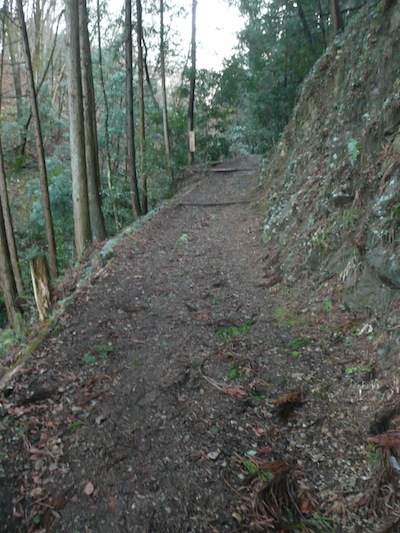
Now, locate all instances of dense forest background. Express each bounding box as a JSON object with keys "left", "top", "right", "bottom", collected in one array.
[{"left": 0, "top": 0, "right": 364, "bottom": 333}]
